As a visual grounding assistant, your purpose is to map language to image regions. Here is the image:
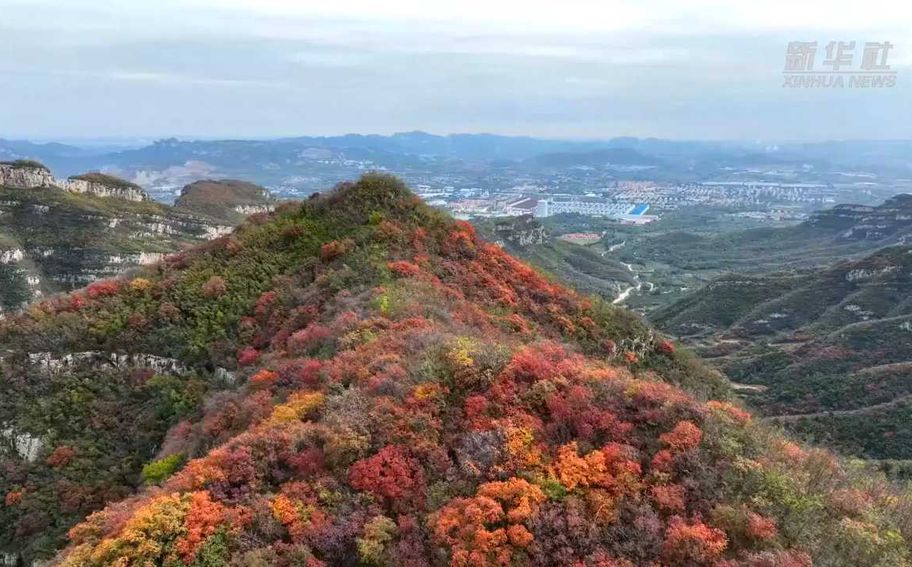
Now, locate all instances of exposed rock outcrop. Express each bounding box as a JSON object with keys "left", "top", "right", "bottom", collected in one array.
[
  {"left": 492, "top": 214, "right": 548, "bottom": 247},
  {"left": 0, "top": 160, "right": 56, "bottom": 189},
  {"left": 63, "top": 173, "right": 149, "bottom": 202},
  {"left": 0, "top": 162, "right": 150, "bottom": 202}
]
